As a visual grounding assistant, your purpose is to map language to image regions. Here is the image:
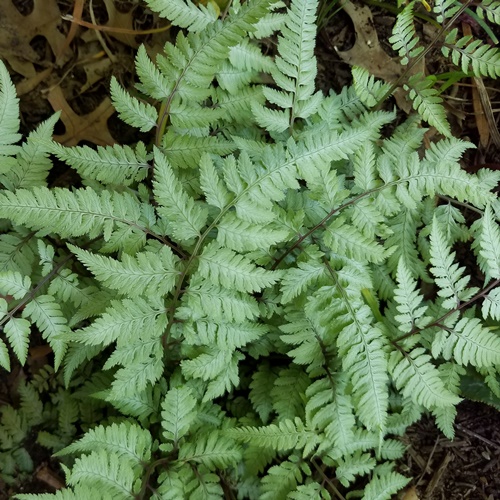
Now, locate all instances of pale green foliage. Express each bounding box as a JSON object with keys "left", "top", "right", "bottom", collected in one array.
[
  {"left": 405, "top": 74, "right": 450, "bottom": 137},
  {"left": 0, "top": 0, "right": 499, "bottom": 498},
  {"left": 252, "top": 0, "right": 322, "bottom": 132},
  {"left": 389, "top": 2, "right": 423, "bottom": 65},
  {"left": 478, "top": 0, "right": 500, "bottom": 24},
  {"left": 388, "top": 2, "right": 500, "bottom": 133},
  {"left": 443, "top": 29, "right": 500, "bottom": 78},
  {"left": 352, "top": 66, "right": 392, "bottom": 108}
]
